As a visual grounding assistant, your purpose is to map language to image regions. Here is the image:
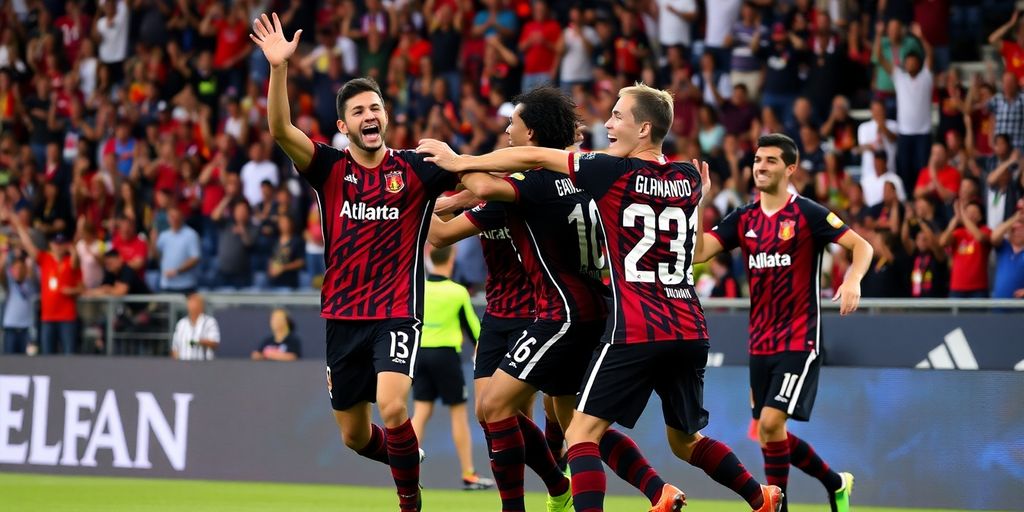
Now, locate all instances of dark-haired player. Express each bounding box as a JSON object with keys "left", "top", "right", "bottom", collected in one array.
[
  {"left": 252, "top": 14, "right": 455, "bottom": 511},
  {"left": 417, "top": 83, "right": 781, "bottom": 512},
  {"left": 695, "top": 133, "right": 872, "bottom": 512}
]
